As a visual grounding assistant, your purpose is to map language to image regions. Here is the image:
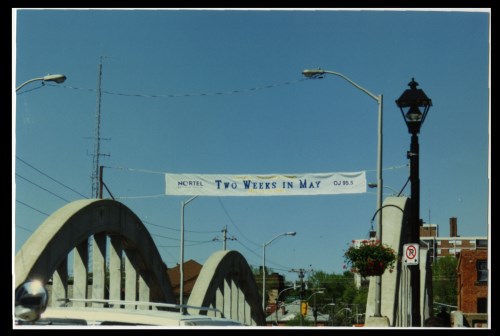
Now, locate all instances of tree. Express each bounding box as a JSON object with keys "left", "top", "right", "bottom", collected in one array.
[
  {"left": 307, "top": 270, "right": 367, "bottom": 326},
  {"left": 431, "top": 256, "right": 458, "bottom": 308}
]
